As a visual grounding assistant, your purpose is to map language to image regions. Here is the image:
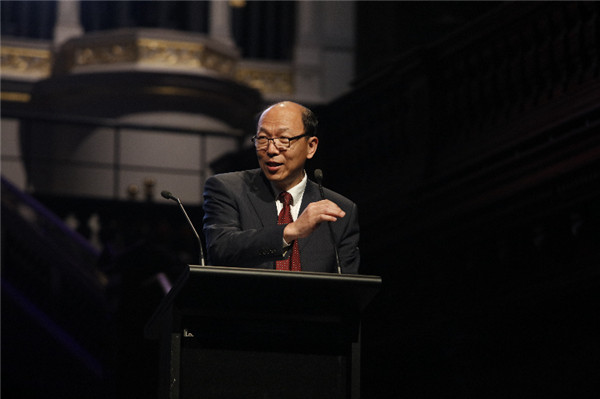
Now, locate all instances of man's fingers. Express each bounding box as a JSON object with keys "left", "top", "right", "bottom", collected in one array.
[
  {"left": 308, "top": 200, "right": 345, "bottom": 218},
  {"left": 284, "top": 200, "right": 347, "bottom": 242},
  {"left": 320, "top": 214, "right": 339, "bottom": 223}
]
